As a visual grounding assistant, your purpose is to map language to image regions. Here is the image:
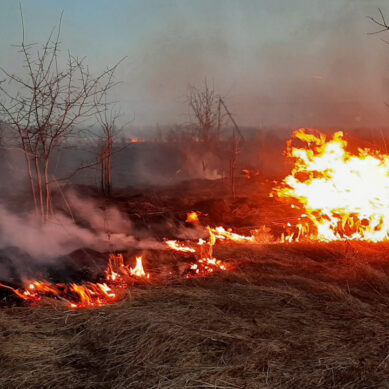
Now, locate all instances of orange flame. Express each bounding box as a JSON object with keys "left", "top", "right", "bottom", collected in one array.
[
  {"left": 274, "top": 128, "right": 389, "bottom": 242},
  {"left": 186, "top": 211, "right": 199, "bottom": 224},
  {"left": 1, "top": 253, "right": 150, "bottom": 309},
  {"left": 165, "top": 240, "right": 196, "bottom": 253},
  {"left": 209, "top": 226, "right": 256, "bottom": 243},
  {"left": 129, "top": 256, "right": 150, "bottom": 278},
  {"left": 1, "top": 218, "right": 268, "bottom": 308}
]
